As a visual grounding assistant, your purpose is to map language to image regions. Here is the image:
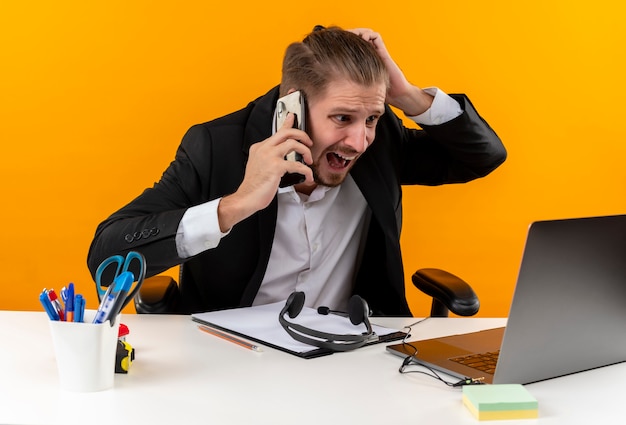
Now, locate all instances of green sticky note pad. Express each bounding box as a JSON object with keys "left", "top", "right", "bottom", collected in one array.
[{"left": 463, "top": 384, "right": 538, "bottom": 420}]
